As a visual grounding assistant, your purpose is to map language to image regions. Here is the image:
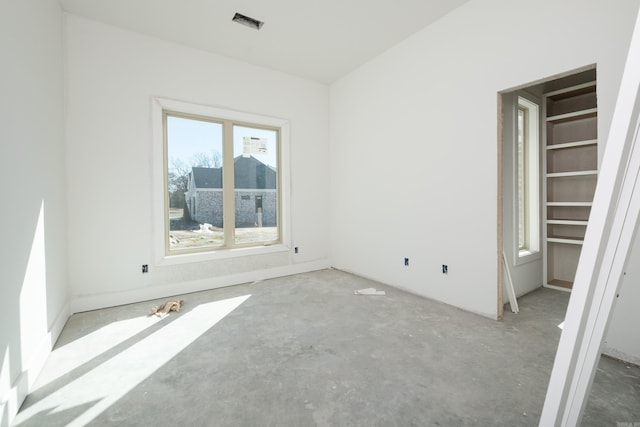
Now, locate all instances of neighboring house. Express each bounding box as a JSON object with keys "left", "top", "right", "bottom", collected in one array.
[{"left": 185, "top": 155, "right": 277, "bottom": 227}]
